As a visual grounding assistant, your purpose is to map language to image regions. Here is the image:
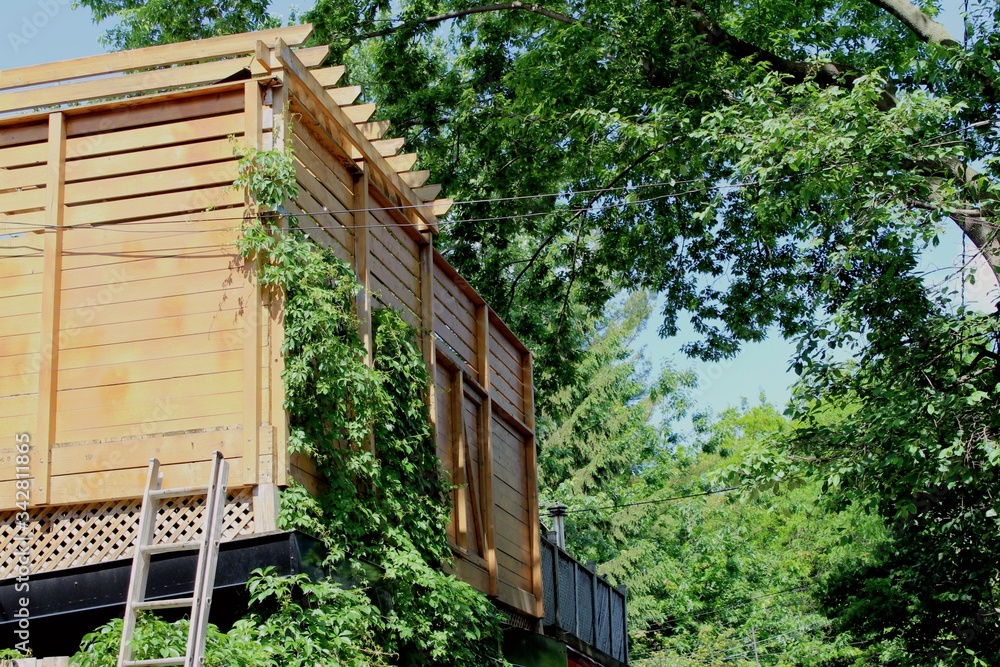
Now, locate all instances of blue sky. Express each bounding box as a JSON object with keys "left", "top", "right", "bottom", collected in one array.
[{"left": 4, "top": 0, "right": 995, "bottom": 421}]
